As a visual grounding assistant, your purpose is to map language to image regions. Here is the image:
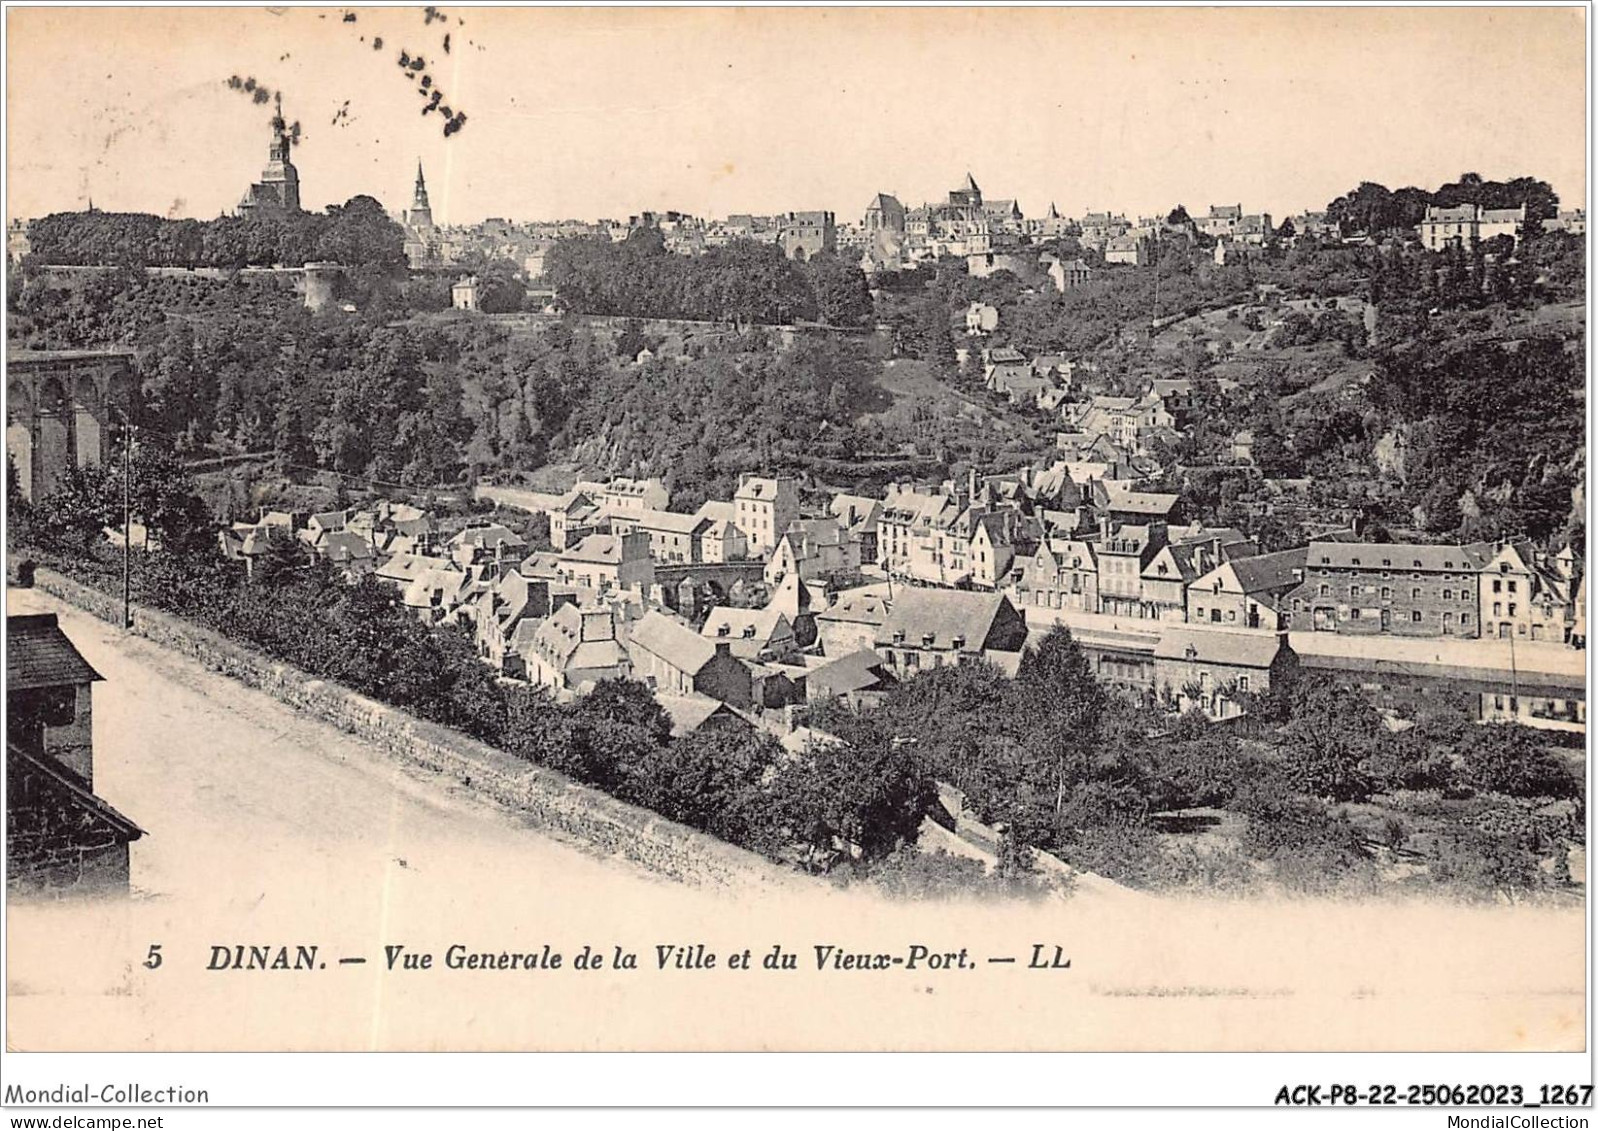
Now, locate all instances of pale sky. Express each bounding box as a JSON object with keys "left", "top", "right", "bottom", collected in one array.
[{"left": 5, "top": 5, "right": 1588, "bottom": 226}]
